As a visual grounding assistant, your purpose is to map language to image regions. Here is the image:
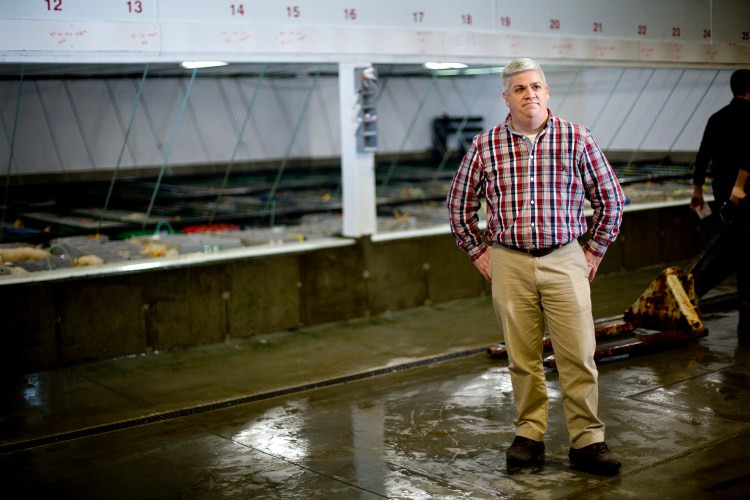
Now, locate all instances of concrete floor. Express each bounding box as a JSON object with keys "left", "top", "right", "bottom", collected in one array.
[{"left": 1, "top": 265, "right": 749, "bottom": 499}]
